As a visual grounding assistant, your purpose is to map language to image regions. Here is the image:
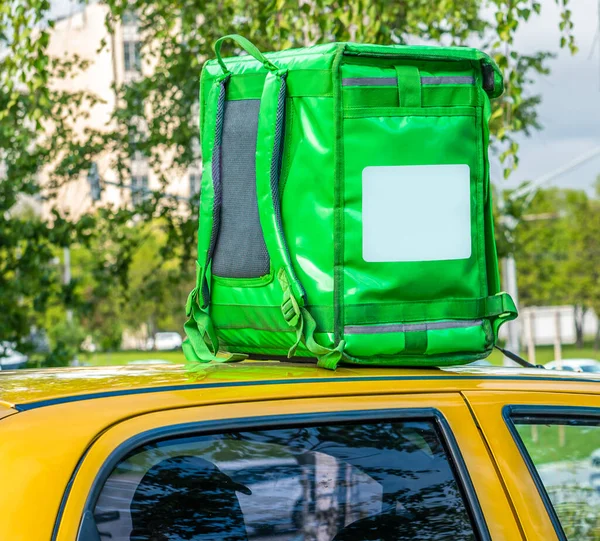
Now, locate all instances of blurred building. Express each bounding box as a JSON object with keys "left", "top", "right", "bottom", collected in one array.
[
  {"left": 521, "top": 306, "right": 598, "bottom": 346},
  {"left": 500, "top": 305, "right": 598, "bottom": 346},
  {"left": 42, "top": 3, "right": 200, "bottom": 219}
]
